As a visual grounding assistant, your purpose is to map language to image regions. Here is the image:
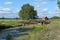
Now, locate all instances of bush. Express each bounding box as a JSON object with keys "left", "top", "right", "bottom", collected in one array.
[
  {"left": 0, "top": 24, "right": 14, "bottom": 30},
  {"left": 16, "top": 24, "right": 23, "bottom": 26},
  {"left": 6, "top": 34, "right": 13, "bottom": 40},
  {"left": 43, "top": 20, "right": 50, "bottom": 24}
]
